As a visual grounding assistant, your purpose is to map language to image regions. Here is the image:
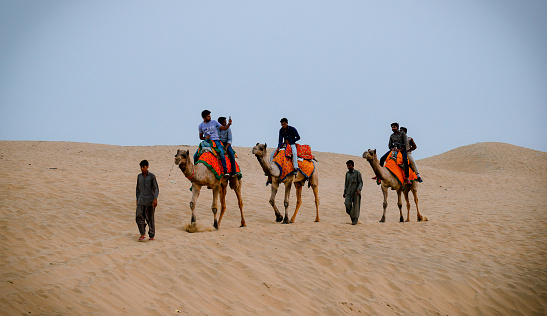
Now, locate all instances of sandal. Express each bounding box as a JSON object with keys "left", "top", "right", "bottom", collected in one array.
[{"left": 138, "top": 236, "right": 146, "bottom": 242}]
